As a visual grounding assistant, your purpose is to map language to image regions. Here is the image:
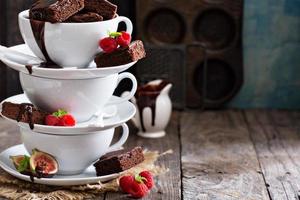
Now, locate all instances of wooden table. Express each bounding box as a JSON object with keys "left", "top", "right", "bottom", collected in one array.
[{"left": 0, "top": 110, "right": 300, "bottom": 200}]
